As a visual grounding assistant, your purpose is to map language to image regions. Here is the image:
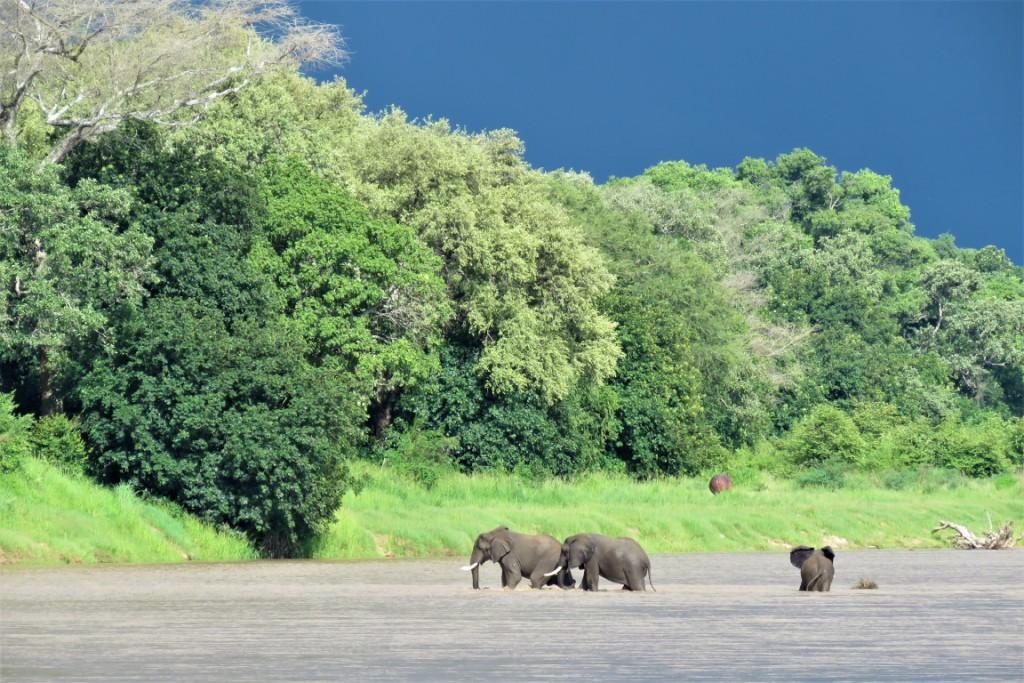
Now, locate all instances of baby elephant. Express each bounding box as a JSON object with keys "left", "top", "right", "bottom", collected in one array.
[
  {"left": 547, "top": 533, "right": 654, "bottom": 591},
  {"left": 789, "top": 546, "right": 835, "bottom": 591}
]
